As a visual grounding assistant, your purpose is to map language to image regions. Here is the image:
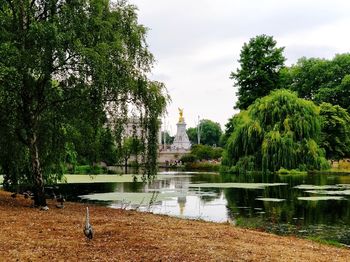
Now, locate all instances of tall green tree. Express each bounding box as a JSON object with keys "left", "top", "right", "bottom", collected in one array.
[
  {"left": 186, "top": 127, "right": 198, "bottom": 145},
  {"left": 282, "top": 54, "right": 350, "bottom": 112},
  {"left": 119, "top": 137, "right": 143, "bottom": 173},
  {"left": 231, "top": 34, "right": 285, "bottom": 110},
  {"left": 160, "top": 131, "right": 174, "bottom": 145},
  {"left": 319, "top": 103, "right": 350, "bottom": 160},
  {"left": 186, "top": 119, "right": 222, "bottom": 146},
  {"left": 99, "top": 128, "right": 118, "bottom": 165},
  {"left": 199, "top": 119, "right": 222, "bottom": 146},
  {"left": 280, "top": 57, "right": 330, "bottom": 100},
  {"left": 220, "top": 115, "right": 246, "bottom": 148},
  {"left": 0, "top": 0, "right": 167, "bottom": 207},
  {"left": 223, "top": 89, "right": 329, "bottom": 173}
]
